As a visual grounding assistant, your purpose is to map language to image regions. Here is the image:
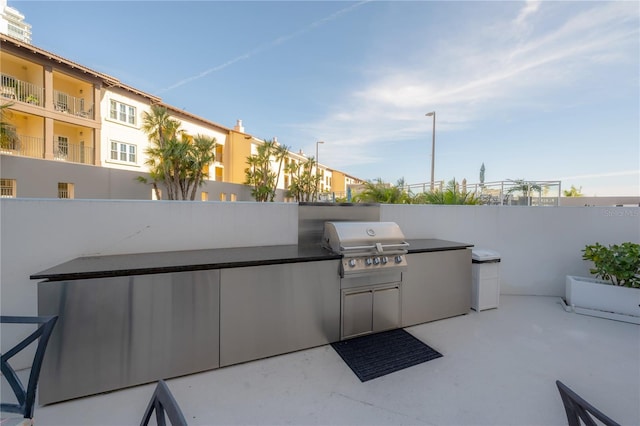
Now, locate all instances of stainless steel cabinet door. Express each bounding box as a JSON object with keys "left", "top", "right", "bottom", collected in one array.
[
  {"left": 402, "top": 249, "right": 472, "bottom": 327},
  {"left": 372, "top": 286, "right": 401, "bottom": 332},
  {"left": 38, "top": 270, "right": 220, "bottom": 404},
  {"left": 341, "top": 284, "right": 401, "bottom": 340},
  {"left": 220, "top": 260, "right": 341, "bottom": 367},
  {"left": 342, "top": 289, "right": 373, "bottom": 339}
]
